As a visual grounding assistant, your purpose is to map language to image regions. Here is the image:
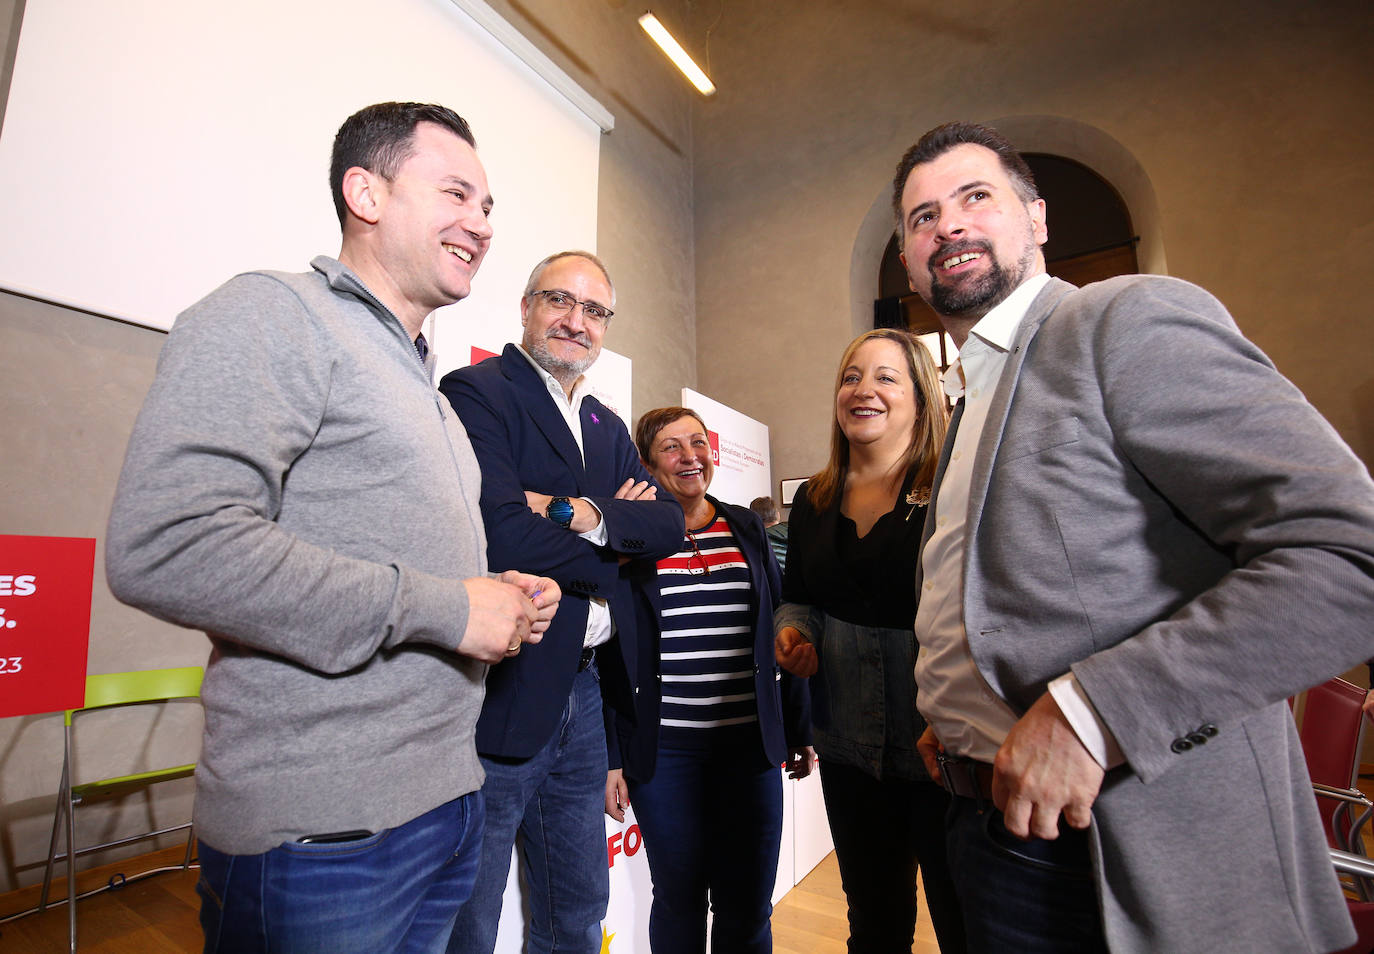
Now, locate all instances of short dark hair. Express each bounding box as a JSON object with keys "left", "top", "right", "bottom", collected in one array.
[
  {"left": 891, "top": 122, "right": 1038, "bottom": 241},
  {"left": 749, "top": 496, "right": 779, "bottom": 525},
  {"left": 330, "top": 103, "right": 476, "bottom": 226},
  {"left": 635, "top": 406, "right": 707, "bottom": 462}
]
